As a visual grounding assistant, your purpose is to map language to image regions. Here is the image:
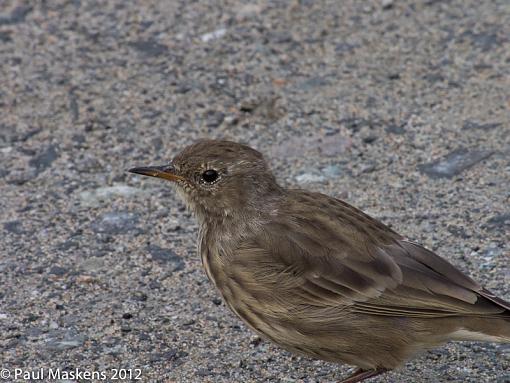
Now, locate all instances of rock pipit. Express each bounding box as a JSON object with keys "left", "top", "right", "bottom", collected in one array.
[{"left": 130, "top": 140, "right": 509, "bottom": 382}]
